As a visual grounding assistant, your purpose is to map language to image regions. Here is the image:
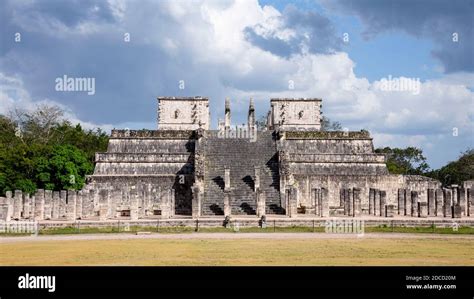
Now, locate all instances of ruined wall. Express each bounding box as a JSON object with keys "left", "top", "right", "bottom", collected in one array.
[
  {"left": 269, "top": 98, "right": 322, "bottom": 130},
  {"left": 158, "top": 97, "right": 210, "bottom": 130}
]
